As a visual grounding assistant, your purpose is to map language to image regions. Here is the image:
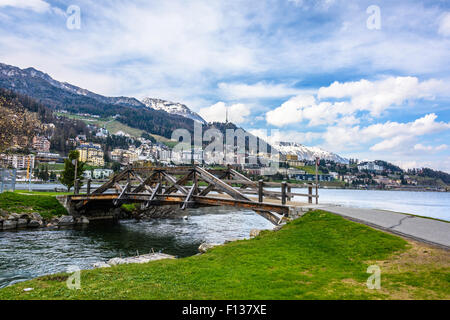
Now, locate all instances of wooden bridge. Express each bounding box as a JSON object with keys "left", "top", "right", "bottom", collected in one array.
[{"left": 66, "top": 166, "right": 319, "bottom": 225}]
